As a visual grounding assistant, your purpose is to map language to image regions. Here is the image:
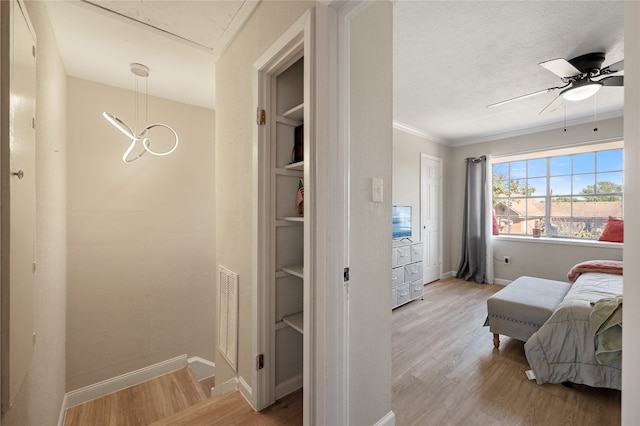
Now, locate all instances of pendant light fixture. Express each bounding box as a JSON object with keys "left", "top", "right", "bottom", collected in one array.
[{"left": 103, "top": 63, "right": 179, "bottom": 163}]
